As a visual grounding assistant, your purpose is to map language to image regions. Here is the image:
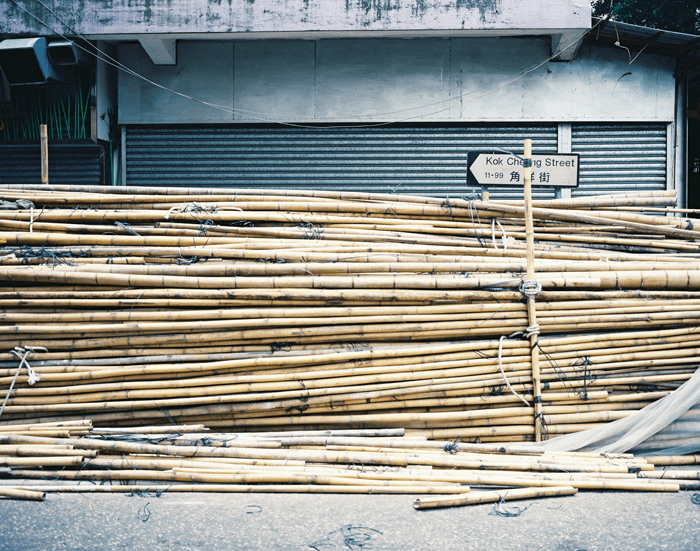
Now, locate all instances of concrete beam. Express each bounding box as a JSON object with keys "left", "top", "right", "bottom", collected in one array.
[
  {"left": 138, "top": 38, "right": 176, "bottom": 65},
  {"left": 551, "top": 30, "right": 586, "bottom": 61},
  {"left": 1, "top": 0, "right": 590, "bottom": 37}
]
